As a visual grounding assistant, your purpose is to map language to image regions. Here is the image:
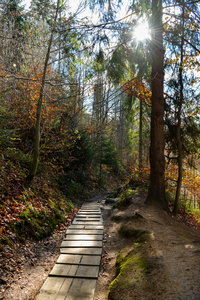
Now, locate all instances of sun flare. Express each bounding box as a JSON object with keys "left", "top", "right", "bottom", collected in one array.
[{"left": 133, "top": 21, "right": 150, "bottom": 41}]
